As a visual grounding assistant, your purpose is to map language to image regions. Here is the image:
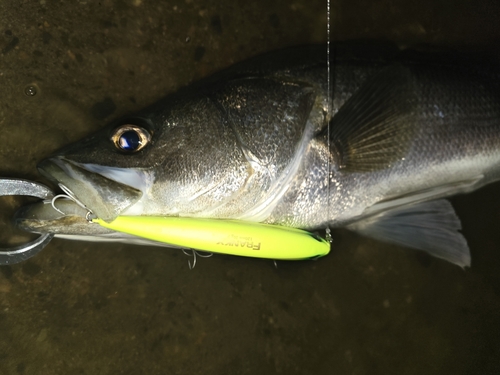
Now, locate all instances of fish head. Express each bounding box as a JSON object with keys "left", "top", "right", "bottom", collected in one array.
[
  {"left": 38, "top": 77, "right": 317, "bottom": 223},
  {"left": 37, "top": 116, "right": 158, "bottom": 222},
  {"left": 37, "top": 91, "right": 255, "bottom": 223}
]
